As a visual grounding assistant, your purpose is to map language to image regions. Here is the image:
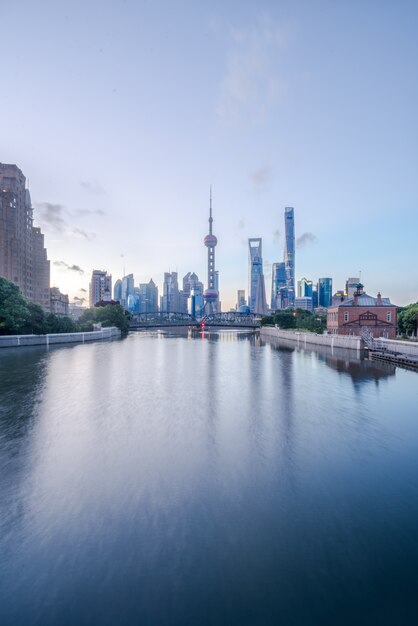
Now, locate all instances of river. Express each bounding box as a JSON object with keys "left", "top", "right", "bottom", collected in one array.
[{"left": 1, "top": 330, "right": 418, "bottom": 625}]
